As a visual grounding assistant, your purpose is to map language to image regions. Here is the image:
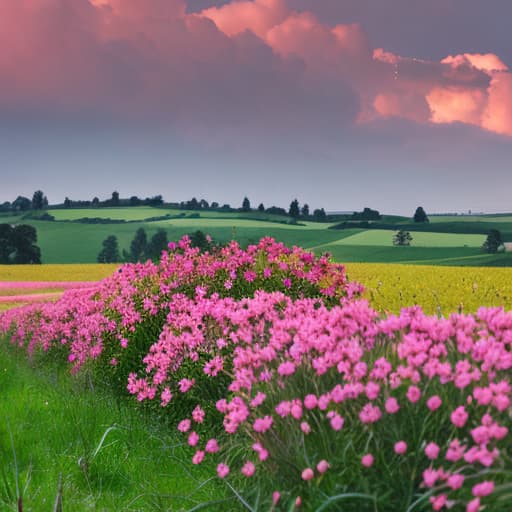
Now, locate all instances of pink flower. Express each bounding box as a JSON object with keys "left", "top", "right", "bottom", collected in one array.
[
  {"left": 304, "top": 394, "right": 317, "bottom": 410},
  {"left": 301, "top": 468, "right": 314, "bottom": 481},
  {"left": 192, "top": 405, "right": 205, "bottom": 423},
  {"left": 188, "top": 432, "right": 199, "bottom": 446},
  {"left": 253, "top": 415, "right": 273, "bottom": 433},
  {"left": 447, "top": 474, "right": 464, "bottom": 490},
  {"left": 217, "top": 463, "right": 230, "bottom": 479},
  {"left": 361, "top": 454, "right": 374, "bottom": 467},
  {"left": 317, "top": 460, "right": 330, "bottom": 474},
  {"left": 192, "top": 450, "right": 205, "bottom": 465},
  {"left": 300, "top": 422, "right": 311, "bottom": 434},
  {"left": 385, "top": 397, "right": 400, "bottom": 414},
  {"left": 241, "top": 461, "right": 256, "bottom": 477},
  {"left": 295, "top": 496, "right": 302, "bottom": 507},
  {"left": 278, "top": 361, "right": 296, "bottom": 376},
  {"left": 224, "top": 279, "right": 232, "bottom": 290},
  {"left": 283, "top": 278, "right": 292, "bottom": 288},
  {"left": 244, "top": 270, "right": 257, "bottom": 282},
  {"left": 423, "top": 468, "right": 439, "bottom": 487},
  {"left": 451, "top": 406, "right": 469, "bottom": 428},
  {"left": 425, "top": 442, "right": 440, "bottom": 460},
  {"left": 205, "top": 438, "right": 220, "bottom": 453},
  {"left": 427, "top": 395, "right": 442, "bottom": 411},
  {"left": 160, "top": 387, "right": 172, "bottom": 406},
  {"left": 330, "top": 414, "right": 344, "bottom": 431},
  {"left": 272, "top": 492, "right": 280, "bottom": 505},
  {"left": 472, "top": 481, "right": 494, "bottom": 497},
  {"left": 263, "top": 267, "right": 272, "bottom": 278},
  {"left": 178, "top": 378, "right": 195, "bottom": 393},
  {"left": 466, "top": 498, "right": 480, "bottom": 512},
  {"left": 429, "top": 494, "right": 447, "bottom": 511},
  {"left": 406, "top": 385, "right": 421, "bottom": 403},
  {"left": 178, "top": 419, "right": 191, "bottom": 433},
  {"left": 394, "top": 441, "right": 407, "bottom": 455},
  {"left": 359, "top": 404, "right": 382, "bottom": 424}
]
